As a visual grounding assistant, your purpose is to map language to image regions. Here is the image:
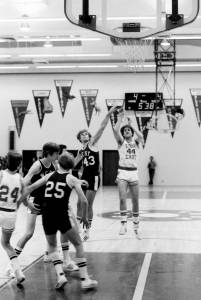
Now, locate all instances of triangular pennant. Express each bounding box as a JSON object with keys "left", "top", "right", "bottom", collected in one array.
[
  {"left": 11, "top": 100, "right": 29, "bottom": 137},
  {"left": 136, "top": 116, "right": 150, "bottom": 146},
  {"left": 190, "top": 88, "right": 201, "bottom": 127},
  {"left": 80, "top": 89, "right": 98, "bottom": 127},
  {"left": 32, "top": 90, "right": 51, "bottom": 127},
  {"left": 54, "top": 80, "right": 73, "bottom": 117},
  {"left": 105, "top": 99, "right": 124, "bottom": 129}
]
